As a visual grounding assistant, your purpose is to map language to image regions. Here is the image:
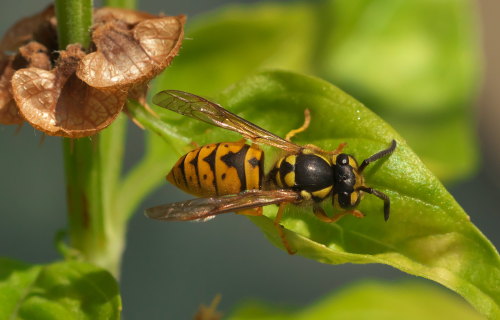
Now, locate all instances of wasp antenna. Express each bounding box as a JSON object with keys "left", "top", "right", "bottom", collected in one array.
[
  {"left": 357, "top": 186, "right": 390, "bottom": 221},
  {"left": 358, "top": 140, "right": 396, "bottom": 173}
]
